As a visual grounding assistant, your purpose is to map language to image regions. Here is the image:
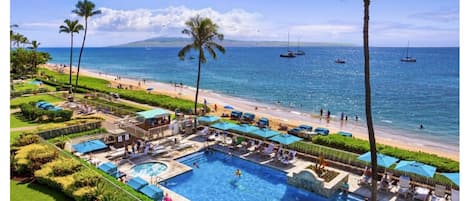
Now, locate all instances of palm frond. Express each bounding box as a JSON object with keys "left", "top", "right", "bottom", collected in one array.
[
  {"left": 205, "top": 45, "right": 217, "bottom": 60},
  {"left": 178, "top": 44, "right": 194, "bottom": 60},
  {"left": 206, "top": 42, "right": 226, "bottom": 54}
]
